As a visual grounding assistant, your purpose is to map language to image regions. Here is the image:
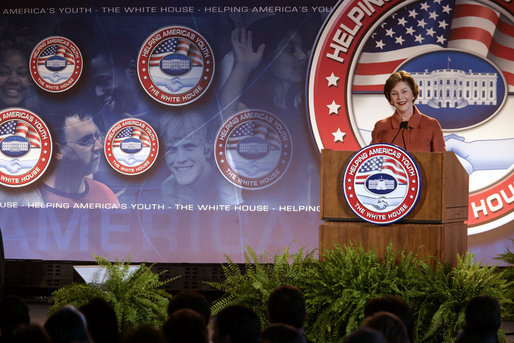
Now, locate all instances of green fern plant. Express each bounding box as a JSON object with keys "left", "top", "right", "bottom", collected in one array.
[
  {"left": 414, "top": 253, "right": 513, "bottom": 343},
  {"left": 494, "top": 239, "right": 514, "bottom": 322},
  {"left": 206, "top": 245, "right": 316, "bottom": 325},
  {"left": 50, "top": 255, "right": 177, "bottom": 333},
  {"left": 302, "top": 242, "right": 429, "bottom": 343}
]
